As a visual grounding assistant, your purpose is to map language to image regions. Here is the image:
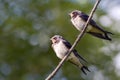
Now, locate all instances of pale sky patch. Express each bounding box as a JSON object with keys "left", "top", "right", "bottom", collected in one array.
[
  {"left": 107, "top": 6, "right": 120, "bottom": 20},
  {"left": 113, "top": 53, "right": 120, "bottom": 76},
  {"left": 99, "top": 15, "right": 112, "bottom": 27}
]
